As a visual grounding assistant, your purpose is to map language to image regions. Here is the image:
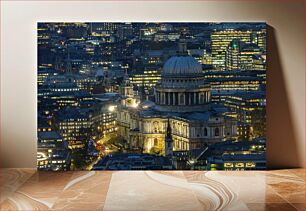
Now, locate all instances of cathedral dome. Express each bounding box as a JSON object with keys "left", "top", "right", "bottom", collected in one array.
[
  {"left": 162, "top": 55, "right": 202, "bottom": 76},
  {"left": 155, "top": 54, "right": 211, "bottom": 113}
]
